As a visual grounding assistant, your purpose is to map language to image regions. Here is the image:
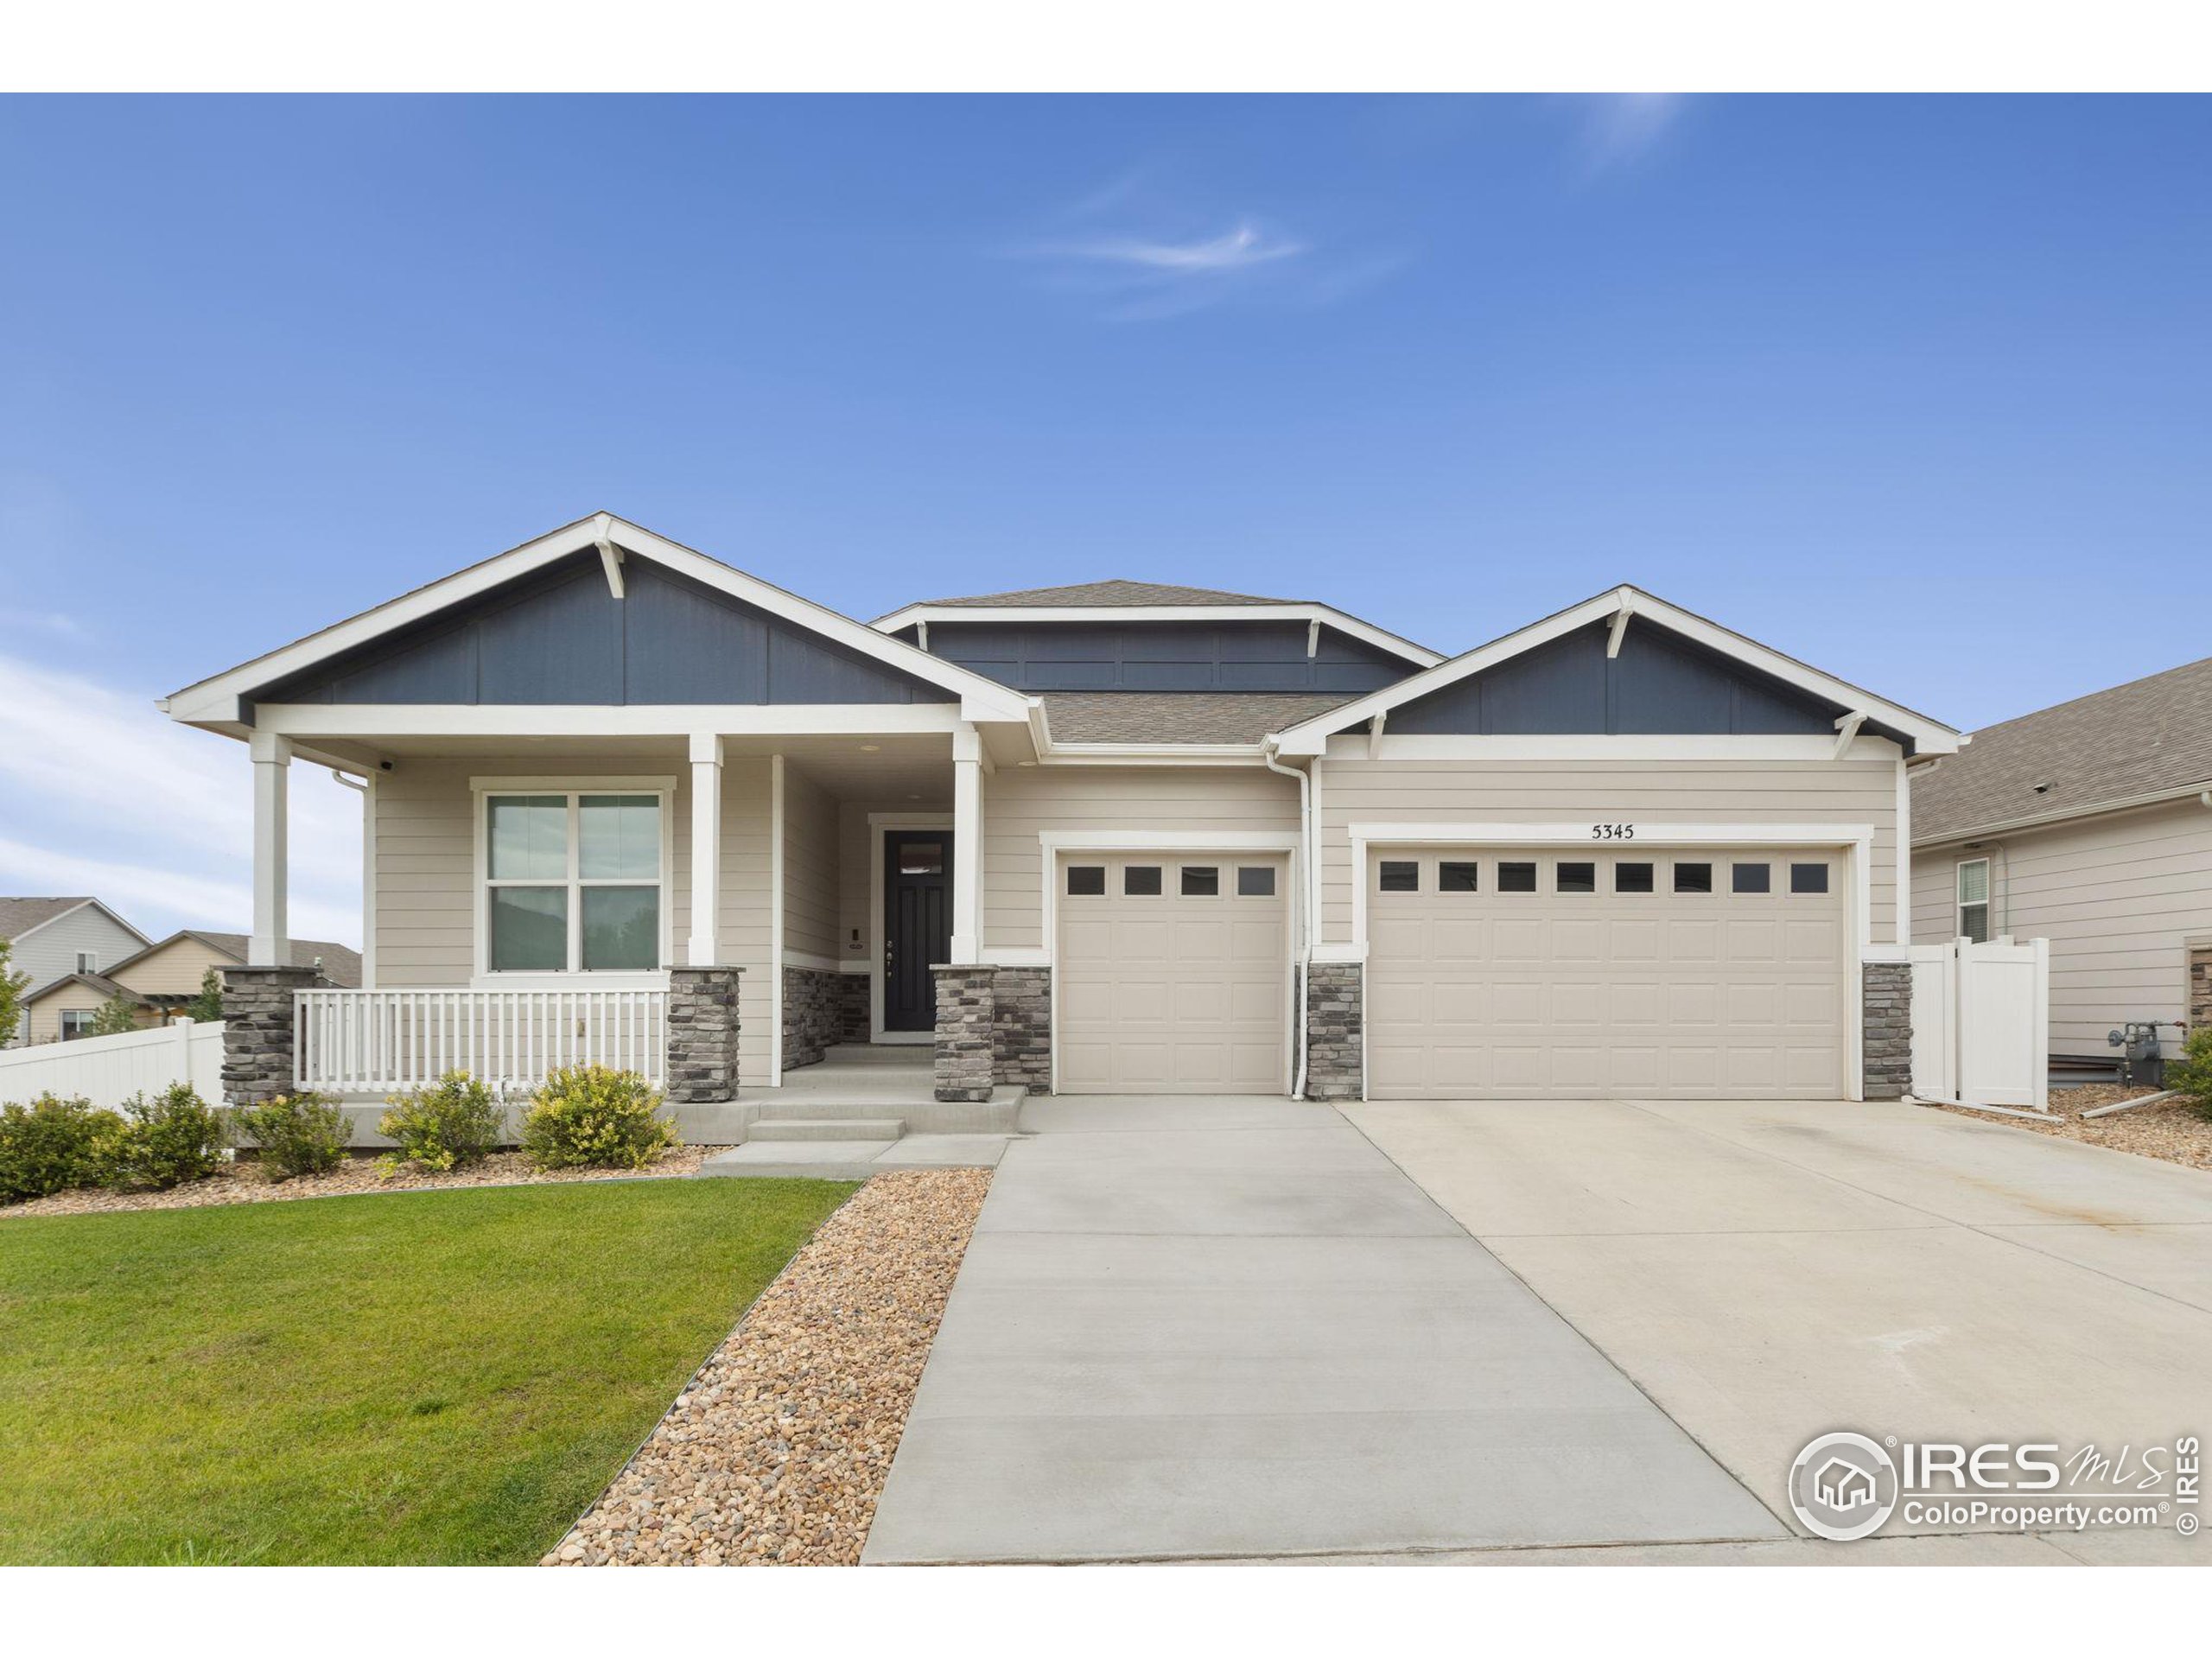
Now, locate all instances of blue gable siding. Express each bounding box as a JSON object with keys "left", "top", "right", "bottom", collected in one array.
[
  {"left": 1389, "top": 621, "right": 1839, "bottom": 735},
  {"left": 922, "top": 620, "right": 1408, "bottom": 694},
  {"left": 253, "top": 555, "right": 954, "bottom": 707}
]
